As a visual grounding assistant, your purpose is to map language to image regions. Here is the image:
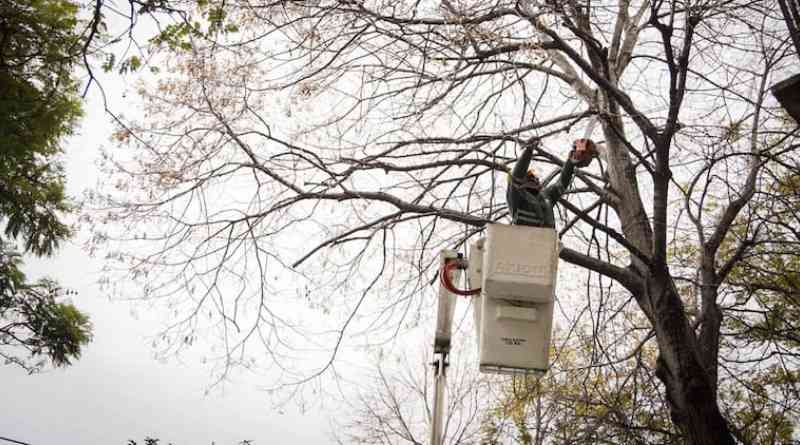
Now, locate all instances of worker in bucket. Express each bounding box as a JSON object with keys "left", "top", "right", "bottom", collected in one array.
[{"left": 507, "top": 138, "right": 597, "bottom": 227}]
